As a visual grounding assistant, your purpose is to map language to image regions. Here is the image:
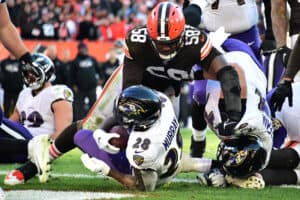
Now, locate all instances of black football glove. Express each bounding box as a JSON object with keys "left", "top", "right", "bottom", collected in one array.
[
  {"left": 270, "top": 79, "right": 293, "bottom": 111},
  {"left": 19, "top": 52, "right": 41, "bottom": 77},
  {"left": 260, "top": 39, "right": 276, "bottom": 55},
  {"left": 217, "top": 112, "right": 240, "bottom": 139},
  {"left": 275, "top": 45, "right": 292, "bottom": 67},
  {"left": 217, "top": 119, "right": 238, "bottom": 138}
]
